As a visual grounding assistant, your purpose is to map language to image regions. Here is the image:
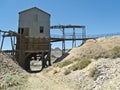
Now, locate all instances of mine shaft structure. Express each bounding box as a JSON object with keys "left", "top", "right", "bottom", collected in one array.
[
  {"left": 0, "top": 7, "right": 51, "bottom": 71},
  {"left": 16, "top": 7, "right": 51, "bottom": 70},
  {"left": 1, "top": 7, "right": 120, "bottom": 71},
  {"left": 0, "top": 7, "right": 95, "bottom": 71}
]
